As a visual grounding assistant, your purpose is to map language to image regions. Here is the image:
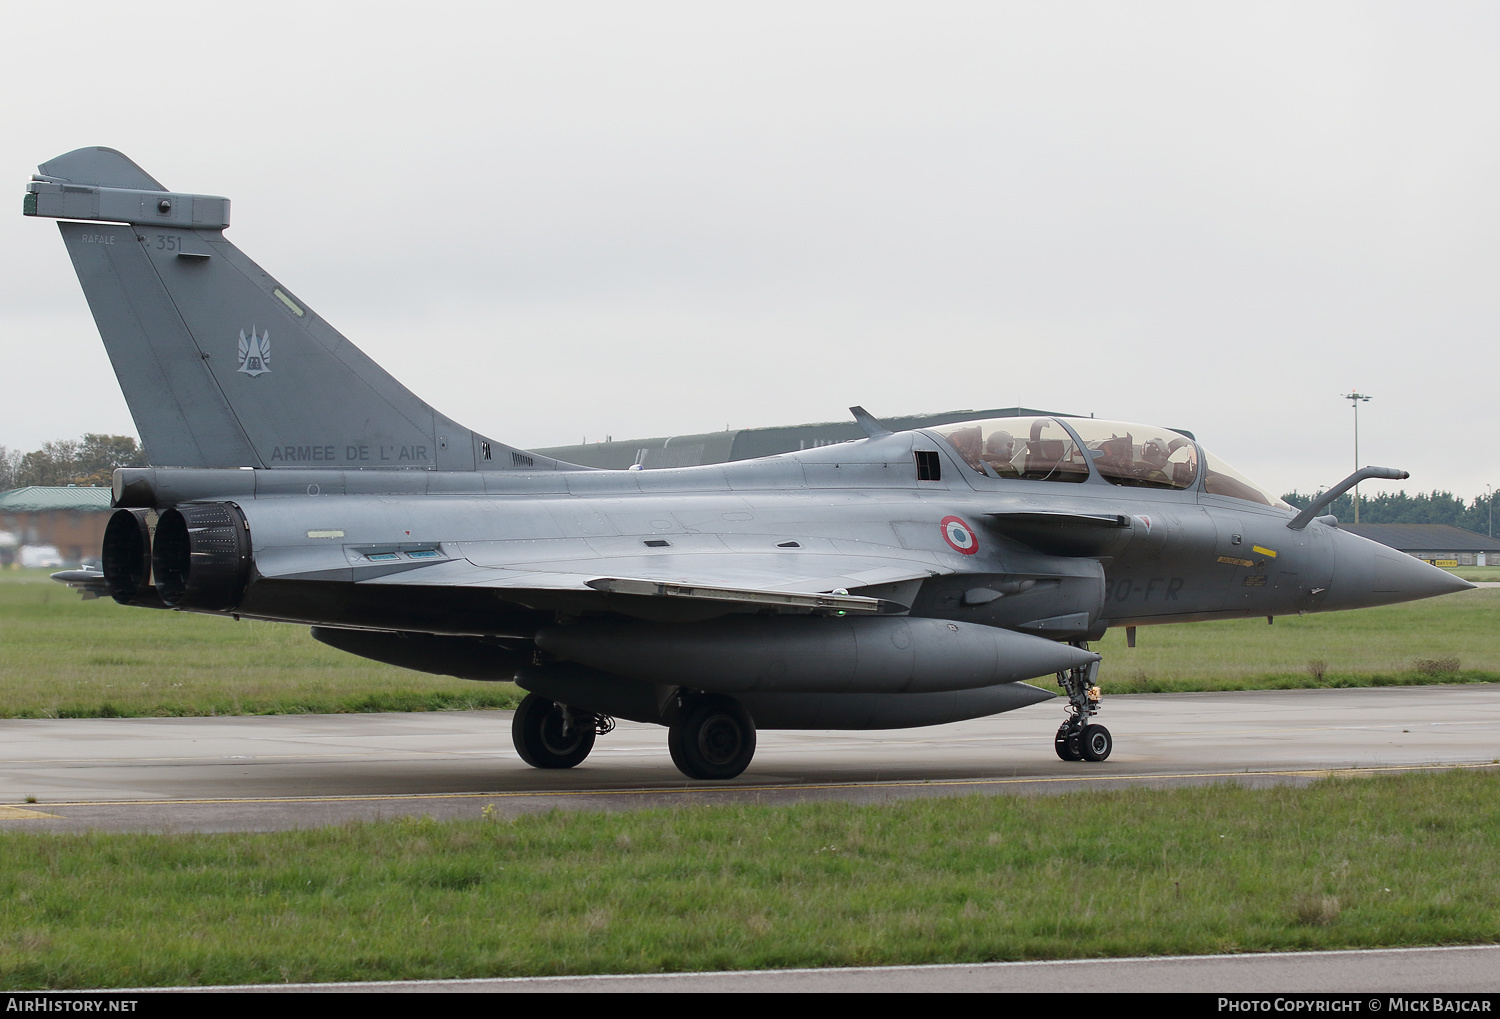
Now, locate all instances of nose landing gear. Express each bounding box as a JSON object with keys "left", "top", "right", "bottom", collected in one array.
[{"left": 1055, "top": 646, "right": 1111, "bottom": 762}]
